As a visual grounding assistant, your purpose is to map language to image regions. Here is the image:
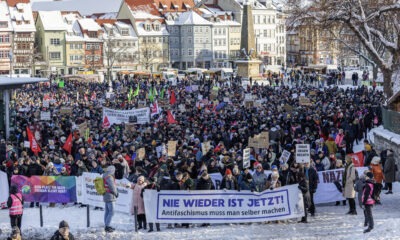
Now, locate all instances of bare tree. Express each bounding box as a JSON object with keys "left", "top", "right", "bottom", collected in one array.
[
  {"left": 103, "top": 36, "right": 131, "bottom": 83},
  {"left": 287, "top": 0, "right": 400, "bottom": 98},
  {"left": 139, "top": 38, "right": 161, "bottom": 71}
]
